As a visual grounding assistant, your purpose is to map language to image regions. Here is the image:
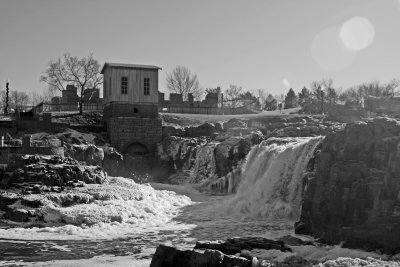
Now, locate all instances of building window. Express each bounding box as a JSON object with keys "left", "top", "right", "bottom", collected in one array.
[
  {"left": 144, "top": 78, "right": 150, "bottom": 95},
  {"left": 109, "top": 77, "right": 111, "bottom": 96},
  {"left": 121, "top": 77, "right": 128, "bottom": 94}
]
